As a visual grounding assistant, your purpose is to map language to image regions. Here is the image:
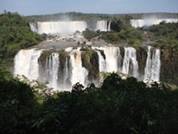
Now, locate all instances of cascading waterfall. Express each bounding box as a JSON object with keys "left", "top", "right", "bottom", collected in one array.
[
  {"left": 151, "top": 49, "right": 161, "bottom": 82},
  {"left": 122, "top": 47, "right": 139, "bottom": 78},
  {"left": 95, "top": 50, "right": 106, "bottom": 72},
  {"left": 144, "top": 46, "right": 152, "bottom": 82},
  {"left": 29, "top": 23, "right": 38, "bottom": 33},
  {"left": 62, "top": 57, "right": 70, "bottom": 89},
  {"left": 69, "top": 48, "right": 88, "bottom": 87},
  {"left": 107, "top": 21, "right": 111, "bottom": 31},
  {"left": 47, "top": 53, "right": 59, "bottom": 90},
  {"left": 14, "top": 46, "right": 161, "bottom": 91},
  {"left": 144, "top": 46, "right": 161, "bottom": 83},
  {"left": 96, "top": 21, "right": 110, "bottom": 31},
  {"left": 99, "top": 47, "right": 121, "bottom": 73},
  {"left": 14, "top": 48, "right": 42, "bottom": 80},
  {"left": 35, "top": 21, "right": 88, "bottom": 34},
  {"left": 30, "top": 20, "right": 110, "bottom": 34}
]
